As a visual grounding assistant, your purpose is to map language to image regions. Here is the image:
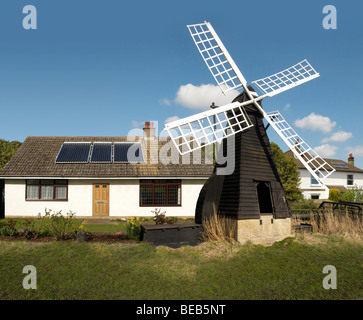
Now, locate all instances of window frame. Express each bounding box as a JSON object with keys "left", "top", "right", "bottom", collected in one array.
[
  {"left": 347, "top": 174, "right": 354, "bottom": 186},
  {"left": 26, "top": 179, "right": 68, "bottom": 201},
  {"left": 139, "top": 179, "right": 182, "bottom": 207}
]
